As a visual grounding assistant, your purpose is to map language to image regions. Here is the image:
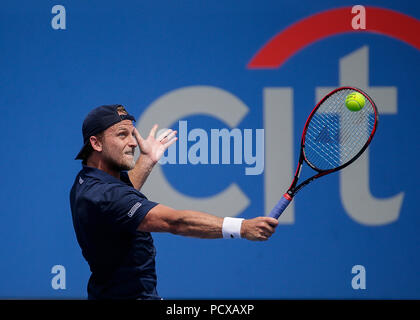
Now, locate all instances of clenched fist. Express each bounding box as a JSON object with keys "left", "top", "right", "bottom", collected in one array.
[{"left": 240, "top": 217, "right": 279, "bottom": 241}]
